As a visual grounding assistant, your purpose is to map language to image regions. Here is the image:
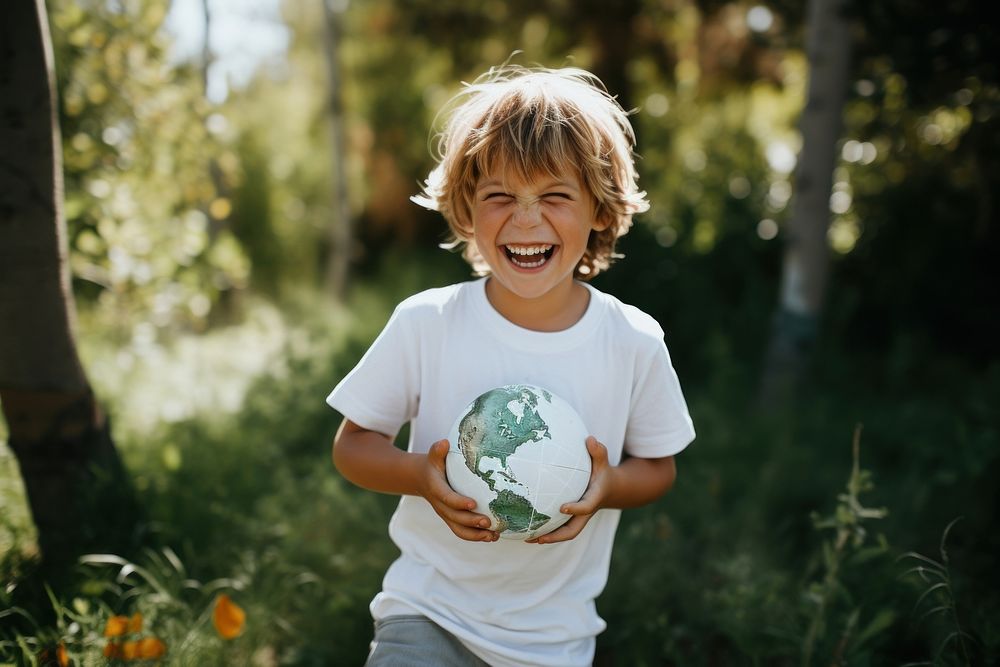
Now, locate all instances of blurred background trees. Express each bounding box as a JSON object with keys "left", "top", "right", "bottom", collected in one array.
[
  {"left": 1, "top": 0, "right": 997, "bottom": 663},
  {"left": 30, "top": 0, "right": 997, "bottom": 364}
]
